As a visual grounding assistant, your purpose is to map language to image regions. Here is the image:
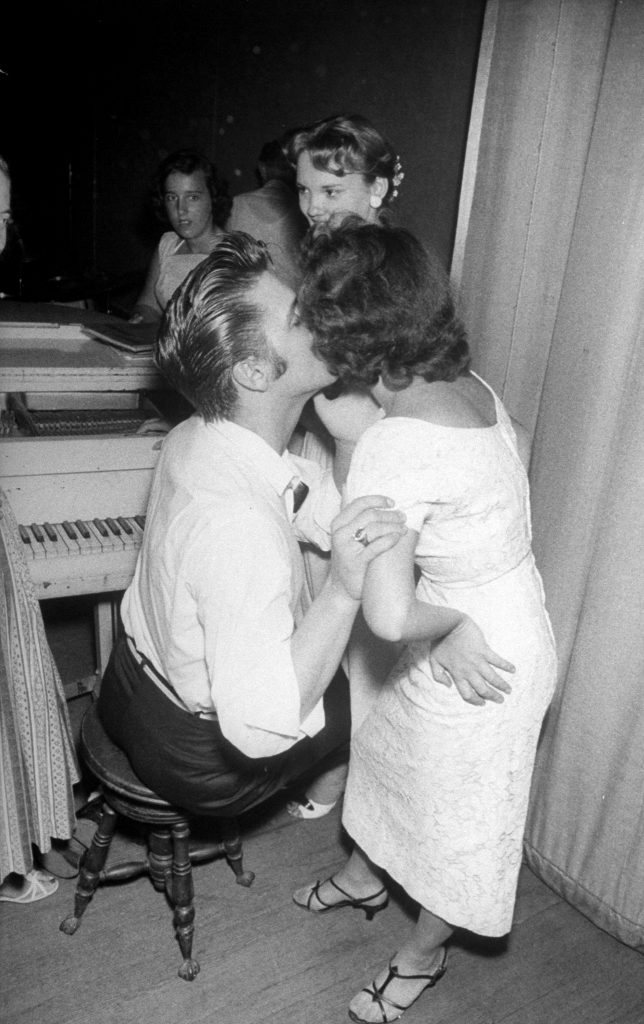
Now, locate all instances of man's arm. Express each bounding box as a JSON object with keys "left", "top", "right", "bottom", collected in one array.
[
  {"left": 290, "top": 495, "right": 405, "bottom": 719},
  {"left": 194, "top": 497, "right": 405, "bottom": 758}
]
